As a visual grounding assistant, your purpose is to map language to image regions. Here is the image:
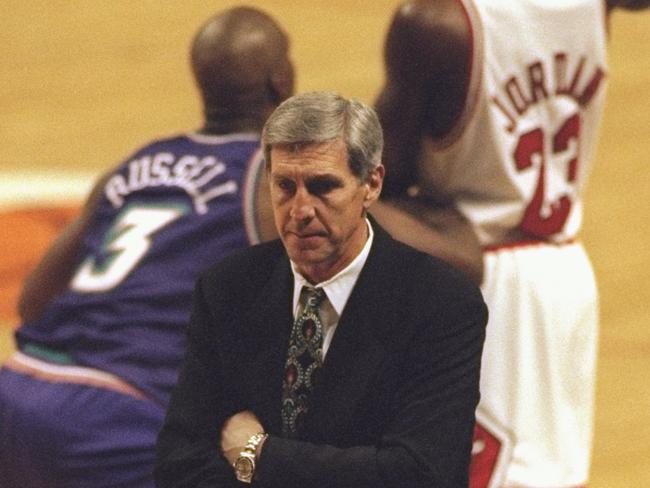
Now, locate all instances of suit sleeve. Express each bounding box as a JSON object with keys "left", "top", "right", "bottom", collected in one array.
[
  {"left": 154, "top": 275, "right": 241, "bottom": 488},
  {"left": 255, "top": 287, "right": 487, "bottom": 488}
]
